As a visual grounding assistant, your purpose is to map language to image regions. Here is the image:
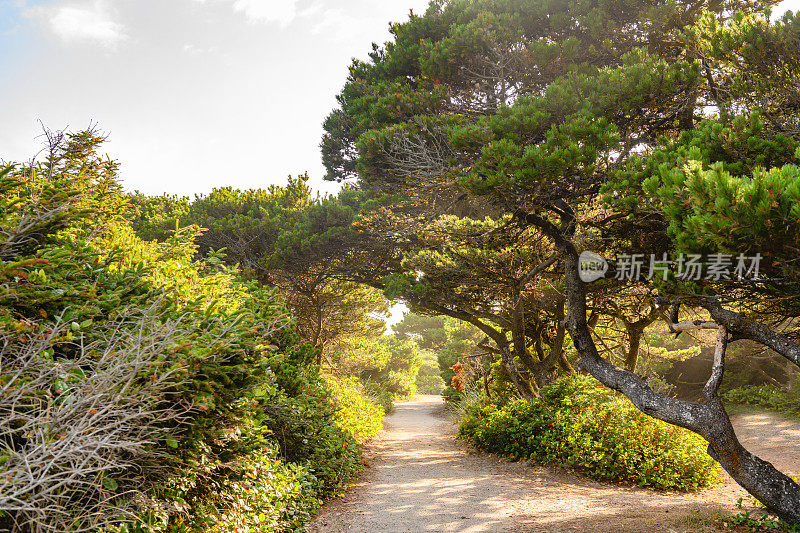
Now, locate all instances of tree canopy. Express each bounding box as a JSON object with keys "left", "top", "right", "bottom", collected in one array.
[{"left": 321, "top": 0, "right": 800, "bottom": 521}]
